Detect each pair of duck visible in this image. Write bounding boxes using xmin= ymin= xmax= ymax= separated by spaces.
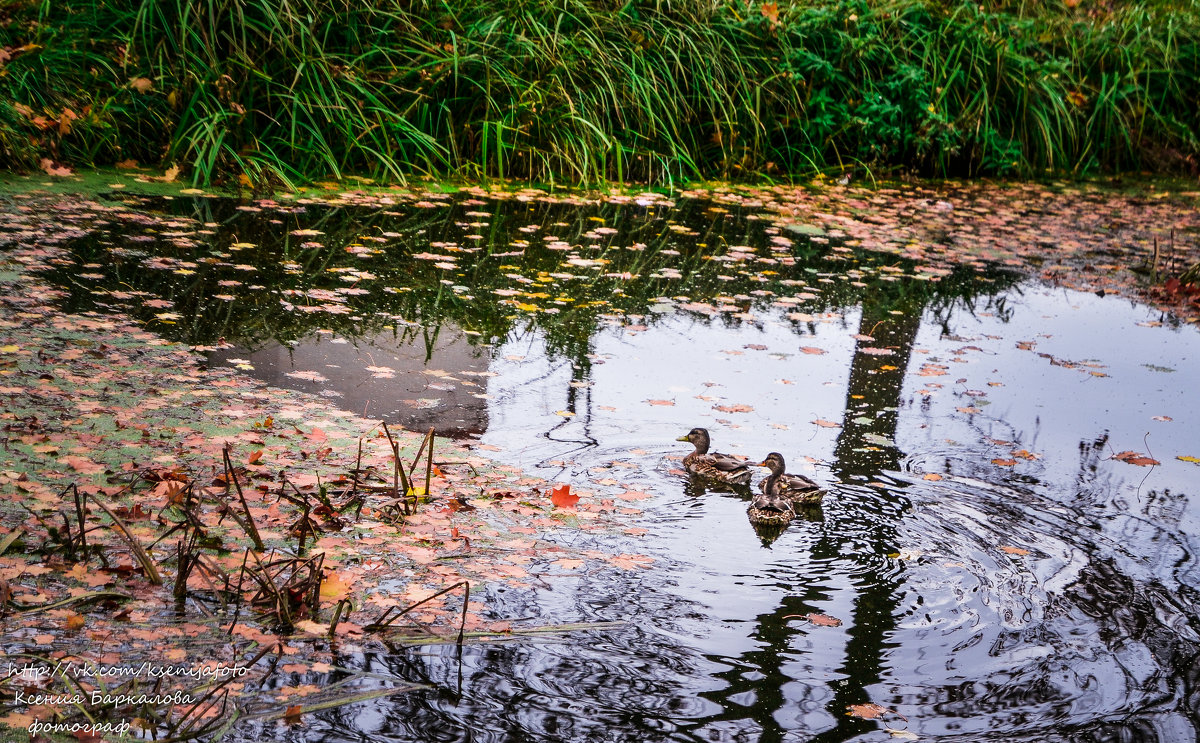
xmin=676 ymin=427 xmax=823 ymax=525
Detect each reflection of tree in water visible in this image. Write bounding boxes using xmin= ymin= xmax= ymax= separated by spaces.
xmin=48 ymin=192 xmax=1019 ymax=378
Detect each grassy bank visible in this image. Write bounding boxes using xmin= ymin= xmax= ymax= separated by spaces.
xmin=0 ymin=0 xmax=1196 ymax=186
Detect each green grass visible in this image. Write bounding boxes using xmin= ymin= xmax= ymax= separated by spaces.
xmin=0 ymin=0 xmax=1195 ymax=186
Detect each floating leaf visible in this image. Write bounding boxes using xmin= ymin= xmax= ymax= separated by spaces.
xmin=1000 ymin=545 xmax=1030 ymax=556
xmin=847 ymin=703 xmax=894 ymax=720
xmin=1113 ymin=451 xmax=1160 ymax=466
xmin=713 ymin=404 xmax=753 ymax=413
xmin=550 ymin=484 xmax=579 ymax=509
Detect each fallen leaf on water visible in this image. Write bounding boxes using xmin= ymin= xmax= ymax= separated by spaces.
xmin=885 ymin=729 xmax=919 ymax=740
xmin=1113 ymin=451 xmax=1160 ymax=466
xmin=1000 ymin=546 xmax=1030 ymax=556
xmin=922 ymin=473 xmax=943 ymax=481
xmin=1152 ymin=416 xmax=1172 ymax=422
xmin=550 ymin=484 xmax=579 ymax=508
xmin=847 ymin=703 xmax=897 ymax=720
xmin=991 ymin=458 xmax=1017 ymax=466
xmin=1178 ymin=455 xmax=1200 ymax=465
xmin=812 ymin=418 xmax=841 ymax=428
xmin=713 ymin=404 xmax=754 ymax=413
xmin=646 ymin=399 xmax=675 ymax=406
xmin=799 ymin=346 xmax=827 ymax=355
xmin=785 ymin=612 xmax=842 ymax=627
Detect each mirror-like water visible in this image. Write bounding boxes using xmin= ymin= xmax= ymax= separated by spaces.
xmin=33 ymin=189 xmax=1200 ymax=742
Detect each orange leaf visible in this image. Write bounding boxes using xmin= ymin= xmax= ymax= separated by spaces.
xmin=760 ymin=1 xmax=780 ymax=26
xmin=1113 ymin=451 xmax=1160 ymax=467
xmin=847 ymin=703 xmax=892 ymax=720
xmin=247 ymin=450 xmax=263 ymax=465
xmin=550 ymin=484 xmax=578 ymax=509
xmin=1000 ymin=545 xmax=1030 ymax=556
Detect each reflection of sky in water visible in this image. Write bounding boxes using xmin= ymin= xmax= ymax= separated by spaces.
xmin=213 ymin=279 xmax=1199 ymax=741
xmin=463 ymin=280 xmax=1200 ymax=741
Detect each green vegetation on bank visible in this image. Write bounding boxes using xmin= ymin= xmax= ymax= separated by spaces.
xmin=0 ymin=0 xmax=1196 ymax=186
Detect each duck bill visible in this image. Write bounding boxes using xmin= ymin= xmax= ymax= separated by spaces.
xmin=675 ymin=435 xmax=690 ymax=442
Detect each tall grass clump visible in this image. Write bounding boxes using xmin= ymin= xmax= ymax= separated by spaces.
xmin=0 ymin=0 xmax=1195 ymax=185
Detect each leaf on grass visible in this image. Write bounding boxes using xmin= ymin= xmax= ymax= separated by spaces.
xmin=39 ymin=158 xmax=72 ymax=177
xmin=550 ymin=484 xmax=579 ymax=509
xmin=1113 ymin=451 xmax=1160 ymax=466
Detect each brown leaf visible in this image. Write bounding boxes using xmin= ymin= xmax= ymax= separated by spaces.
xmin=713 ymin=404 xmax=754 ymax=413
xmin=847 ymin=703 xmax=892 ymax=720
xmin=39 ymin=158 xmax=73 ymax=177
xmin=645 ymin=399 xmax=675 ymax=406
xmin=130 ymin=77 xmax=153 ymax=93
xmin=812 ymin=418 xmax=841 ymax=428
xmin=1113 ymin=451 xmax=1160 ymax=466
xmin=1000 ymin=545 xmax=1030 ymax=556
xmin=787 ymin=612 xmax=843 ymax=627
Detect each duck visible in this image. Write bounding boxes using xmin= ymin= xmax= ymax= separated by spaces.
xmin=746 ymin=489 xmax=795 ymax=525
xmin=757 ymin=452 xmax=824 ymax=506
xmin=675 ymin=427 xmax=752 ymax=486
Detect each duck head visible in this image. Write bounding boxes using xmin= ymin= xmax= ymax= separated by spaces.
xmin=675 ymin=427 xmax=711 ymax=454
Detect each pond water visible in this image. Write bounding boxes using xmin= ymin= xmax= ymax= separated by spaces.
xmin=42 ymin=189 xmax=1200 ymax=742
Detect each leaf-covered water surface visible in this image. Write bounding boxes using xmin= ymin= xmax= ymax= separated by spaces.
xmin=9 ymin=182 xmax=1200 ymax=742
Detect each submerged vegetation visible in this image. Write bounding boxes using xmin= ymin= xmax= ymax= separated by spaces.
xmin=0 ymin=0 xmax=1196 ymax=186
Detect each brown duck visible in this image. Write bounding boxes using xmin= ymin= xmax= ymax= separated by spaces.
xmin=746 ymin=488 xmax=795 ymax=525
xmin=757 ymin=452 xmax=824 ymax=506
xmin=676 ymin=427 xmax=752 ymax=486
